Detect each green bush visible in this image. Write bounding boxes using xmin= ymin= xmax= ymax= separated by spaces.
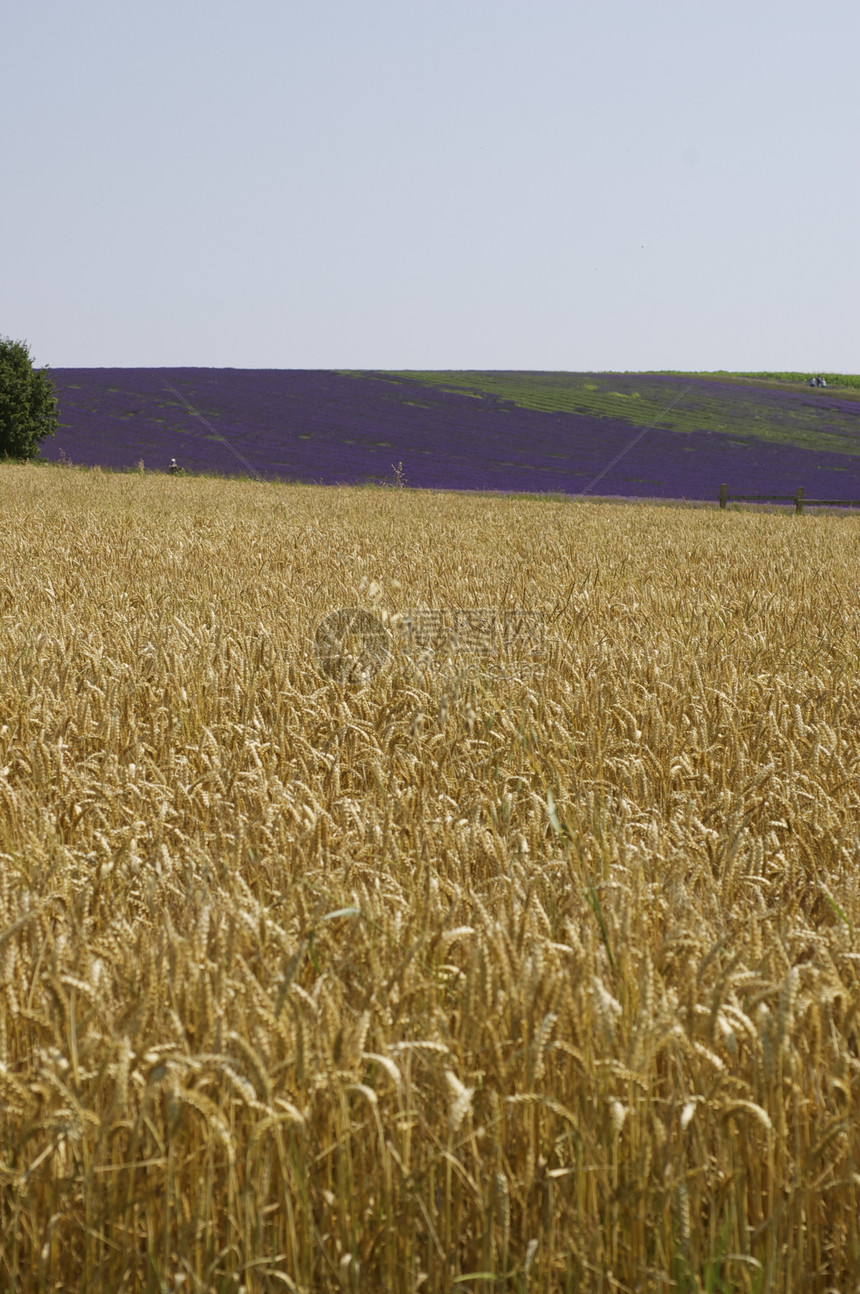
xmin=0 ymin=336 xmax=59 ymax=460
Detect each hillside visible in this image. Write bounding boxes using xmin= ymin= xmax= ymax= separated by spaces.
xmin=43 ymin=369 xmax=860 ymax=502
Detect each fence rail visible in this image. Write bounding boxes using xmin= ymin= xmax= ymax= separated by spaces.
xmin=719 ymin=485 xmax=860 ymax=515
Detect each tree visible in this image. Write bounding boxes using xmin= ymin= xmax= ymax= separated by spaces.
xmin=0 ymin=336 xmax=59 ymax=460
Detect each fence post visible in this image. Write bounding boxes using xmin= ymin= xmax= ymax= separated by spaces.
xmin=795 ymin=487 xmax=804 ymax=515
xmin=719 ymin=484 xmax=727 ymax=510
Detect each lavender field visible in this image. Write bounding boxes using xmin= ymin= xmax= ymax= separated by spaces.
xmin=43 ymin=368 xmax=860 ymax=501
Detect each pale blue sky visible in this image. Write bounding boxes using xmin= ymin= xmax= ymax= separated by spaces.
xmin=2 ymin=0 xmax=857 ymax=371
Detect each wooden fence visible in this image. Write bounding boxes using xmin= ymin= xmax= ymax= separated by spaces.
xmin=719 ymin=485 xmax=860 ymax=515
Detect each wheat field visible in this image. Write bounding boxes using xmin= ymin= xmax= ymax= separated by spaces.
xmin=2 ymin=464 xmax=860 ymax=1292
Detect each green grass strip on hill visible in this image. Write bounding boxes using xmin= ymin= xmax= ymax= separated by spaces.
xmin=660 ymin=371 xmax=860 ymax=391
xmin=374 ymin=371 xmax=860 ymax=457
